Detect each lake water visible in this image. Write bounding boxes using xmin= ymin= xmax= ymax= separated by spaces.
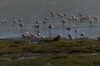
xmin=0 ymin=0 xmax=100 ymax=38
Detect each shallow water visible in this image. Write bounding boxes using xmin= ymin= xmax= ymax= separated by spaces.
xmin=0 ymin=0 xmax=100 ymax=38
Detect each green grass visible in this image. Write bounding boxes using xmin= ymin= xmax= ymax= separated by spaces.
xmin=0 ymin=39 xmax=100 ymax=66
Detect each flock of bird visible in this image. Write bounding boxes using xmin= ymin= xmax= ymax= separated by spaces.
xmin=21 ymin=12 xmax=98 ymax=41
xmin=0 ymin=12 xmax=99 ymax=40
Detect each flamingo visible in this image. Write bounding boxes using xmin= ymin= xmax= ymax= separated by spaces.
xmin=69 ymin=18 xmax=71 ymax=21
xmin=68 ymin=18 xmax=72 ymax=26
xmin=45 ymin=17 xmax=48 ymax=21
xmin=48 ymin=24 xmax=53 ymax=37
xmin=75 ymin=17 xmax=78 ymax=21
xmin=13 ymin=20 xmax=17 ymax=27
xmin=58 ymin=13 xmax=61 ymax=16
xmin=75 ymin=29 xmax=78 ymax=38
xmin=63 ymin=13 xmax=67 ymax=19
xmin=79 ymin=13 xmax=83 ymax=17
xmin=68 ymin=34 xmax=72 ymax=39
xmin=43 ymin=20 xmax=47 ymax=24
xmin=64 ymin=13 xmax=67 ymax=16
xmin=57 ymin=34 xmax=62 ymax=39
xmin=66 ymin=28 xmax=70 ymax=34
xmin=35 ymin=24 xmax=40 ymax=33
xmin=29 ymin=33 xmax=34 ymax=37
xmin=19 ymin=23 xmax=24 ymax=33
xmin=89 ymin=20 xmax=92 ymax=29
xmin=87 ymin=15 xmax=90 ymax=19
xmin=81 ymin=32 xmax=84 ymax=37
xmin=19 ymin=23 xmax=23 ymax=27
xmin=22 ymin=32 xmax=31 ymax=39
xmin=94 ymin=16 xmax=98 ymax=21
xmin=89 ymin=20 xmax=93 ymax=37
xmin=62 ymin=19 xmax=66 ymax=27
xmin=45 ymin=17 xmax=48 ymax=25
xmin=66 ymin=28 xmax=71 ymax=38
xmin=72 ymin=15 xmax=75 ymax=21
xmin=36 ymin=20 xmax=39 ymax=24
xmin=22 ymin=33 xmax=27 ymax=38
xmin=37 ymin=30 xmax=41 ymax=33
xmin=1 ymin=21 xmax=4 ymax=24
xmin=60 ymin=14 xmax=63 ymax=19
xmin=41 ymin=36 xmax=45 ymax=39
xmin=19 ymin=19 xmax=23 ymax=22
xmin=51 ymin=12 xmax=55 ymax=17
xmin=37 ymin=30 xmax=41 ymax=39
xmin=14 ymin=20 xmax=17 ymax=24
xmin=89 ymin=20 xmax=92 ymax=24
xmin=37 ymin=32 xmax=40 ymax=37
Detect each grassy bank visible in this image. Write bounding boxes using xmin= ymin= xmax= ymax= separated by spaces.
xmin=0 ymin=39 xmax=100 ymax=66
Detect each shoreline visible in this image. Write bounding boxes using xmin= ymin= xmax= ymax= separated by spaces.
xmin=0 ymin=36 xmax=98 ymax=41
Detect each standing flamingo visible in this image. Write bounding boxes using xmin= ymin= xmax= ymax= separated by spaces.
xmin=36 ymin=20 xmax=39 ymax=24
xmin=89 ymin=20 xmax=93 ymax=37
xmin=19 ymin=23 xmax=24 ymax=32
xmin=63 ymin=13 xmax=67 ymax=19
xmin=41 ymin=36 xmax=45 ymax=39
xmin=1 ymin=21 xmax=4 ymax=25
xmin=81 ymin=32 xmax=84 ymax=38
xmin=48 ymin=24 xmax=53 ymax=37
xmin=22 ymin=32 xmax=31 ymax=40
xmin=62 ymin=19 xmax=66 ymax=28
xmin=74 ymin=17 xmax=78 ymax=28
xmin=60 ymin=14 xmax=63 ymax=19
xmin=64 ymin=13 xmax=67 ymax=16
xmin=66 ymin=28 xmax=70 ymax=34
xmin=75 ymin=29 xmax=78 ymax=38
xmin=13 ymin=20 xmax=17 ymax=27
xmin=51 ymin=12 xmax=55 ymax=17
xmin=35 ymin=24 xmax=39 ymax=33
xmin=43 ymin=20 xmax=47 ymax=24
xmin=57 ymin=34 xmax=62 ymax=39
xmin=19 ymin=23 xmax=23 ymax=27
xmin=68 ymin=34 xmax=72 ymax=39
xmin=58 ymin=13 xmax=61 ymax=16
xmin=37 ymin=32 xmax=40 ymax=38
xmin=72 ymin=15 xmax=75 ymax=21
xmin=69 ymin=18 xmax=72 ymax=26
xmin=14 ymin=20 xmax=17 ymax=24
xmin=19 ymin=19 xmax=23 ymax=22
xmin=89 ymin=20 xmax=92 ymax=26
xmin=94 ymin=16 xmax=98 ymax=20
xmin=94 ymin=16 xmax=98 ymax=23
xmin=66 ymin=28 xmax=71 ymax=38
xmin=45 ymin=17 xmax=48 ymax=21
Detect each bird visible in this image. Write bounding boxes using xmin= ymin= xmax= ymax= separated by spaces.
xmin=94 ymin=16 xmax=98 ymax=20
xmin=19 ymin=19 xmax=23 ymax=22
xmin=66 ymin=28 xmax=70 ymax=34
xmin=48 ymin=24 xmax=53 ymax=37
xmin=81 ymin=32 xmax=84 ymax=37
xmin=36 ymin=20 xmax=39 ymax=24
xmin=57 ymin=34 xmax=62 ymax=39
xmin=14 ymin=20 xmax=17 ymax=24
xmin=51 ymin=12 xmax=55 ymax=17
xmin=75 ymin=29 xmax=78 ymax=38
xmin=19 ymin=23 xmax=23 ymax=27
xmin=41 ymin=36 xmax=45 ymax=39
xmin=68 ymin=34 xmax=72 ymax=39
xmin=43 ymin=20 xmax=47 ymax=24
xmin=62 ymin=19 xmax=66 ymax=27
xmin=45 ymin=17 xmax=48 ymax=21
